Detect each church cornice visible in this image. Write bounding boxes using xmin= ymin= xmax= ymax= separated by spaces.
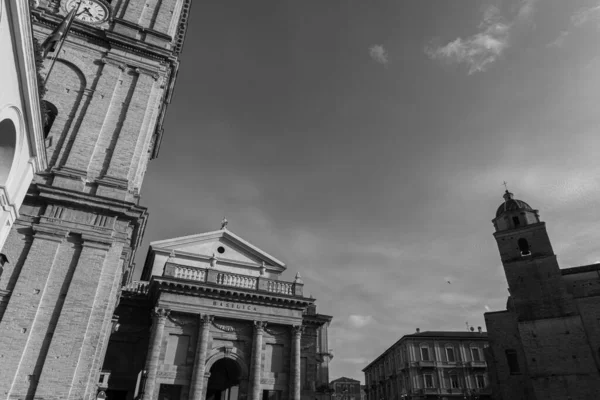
xmin=150 ymin=277 xmax=313 ymax=309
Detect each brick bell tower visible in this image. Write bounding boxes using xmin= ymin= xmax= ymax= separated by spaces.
xmin=491 ymin=190 xmax=577 ymax=320
xmin=0 ymin=0 xmax=191 ymax=399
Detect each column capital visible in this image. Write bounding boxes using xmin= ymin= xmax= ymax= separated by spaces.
xmin=200 ymin=314 xmax=214 ymax=326
xmin=152 ymin=307 xmax=170 ymax=320
xmin=291 ymin=325 xmax=305 ymax=336
xmin=254 ymin=320 xmax=267 ymax=332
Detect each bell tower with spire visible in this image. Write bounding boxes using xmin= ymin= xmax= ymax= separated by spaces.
xmin=491 ymin=190 xmax=576 ymax=320
xmin=0 ymin=0 xmax=192 ymax=399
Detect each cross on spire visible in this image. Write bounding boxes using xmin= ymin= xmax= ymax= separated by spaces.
xmin=503 ymin=181 xmax=509 ymax=191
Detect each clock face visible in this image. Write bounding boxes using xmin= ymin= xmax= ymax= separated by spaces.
xmin=65 ymin=0 xmax=109 ymax=24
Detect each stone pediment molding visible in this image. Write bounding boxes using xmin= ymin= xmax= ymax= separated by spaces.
xmin=149 ymin=229 xmax=286 ymax=273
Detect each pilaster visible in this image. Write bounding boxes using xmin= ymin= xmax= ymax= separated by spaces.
xmin=250 ymin=320 xmax=267 ymax=400
xmin=142 ymin=307 xmax=171 ymax=400
xmin=189 ymin=314 xmax=214 ymax=400
xmin=0 ymin=228 xmax=68 ymax=397
xmin=102 ymin=70 xmax=158 ymax=182
xmin=35 ymin=237 xmax=117 ymax=400
xmin=290 ymin=325 xmax=304 ymax=400
xmin=60 ymin=60 xmax=123 ymax=177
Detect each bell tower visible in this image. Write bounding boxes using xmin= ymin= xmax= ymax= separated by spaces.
xmin=0 ymin=0 xmax=191 ymax=399
xmin=492 ymin=190 xmax=576 ymax=320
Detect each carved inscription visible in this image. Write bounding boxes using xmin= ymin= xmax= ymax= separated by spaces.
xmin=213 ymin=301 xmax=258 ymax=312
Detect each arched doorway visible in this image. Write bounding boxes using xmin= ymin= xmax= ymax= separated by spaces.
xmin=206 ymin=358 xmax=241 ymax=400
xmin=0 ymin=118 xmax=17 ymax=187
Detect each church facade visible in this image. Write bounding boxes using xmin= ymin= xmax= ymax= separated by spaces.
xmin=484 ymin=191 xmax=600 ymax=400
xmin=102 ymin=229 xmax=333 ymax=400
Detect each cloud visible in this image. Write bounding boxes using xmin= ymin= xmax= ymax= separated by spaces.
xmin=572 ymin=3 xmax=600 ymax=27
xmin=369 ymin=45 xmax=389 ymax=66
xmin=484 ymin=305 xmax=491 ymax=312
xmin=339 ymin=357 xmax=370 ymax=365
xmin=547 ymin=30 xmax=570 ymax=48
xmin=348 ymin=314 xmax=374 ymax=328
xmin=426 ymin=1 xmax=538 ymax=74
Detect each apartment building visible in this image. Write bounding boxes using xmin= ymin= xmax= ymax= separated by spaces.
xmin=363 ymin=330 xmax=491 ymax=400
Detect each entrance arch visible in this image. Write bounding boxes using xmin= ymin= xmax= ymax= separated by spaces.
xmin=206 ymin=358 xmax=242 ymax=400
xmin=0 ymin=118 xmax=17 ymax=187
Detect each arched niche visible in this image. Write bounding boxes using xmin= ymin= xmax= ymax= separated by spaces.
xmin=43 ymin=59 xmax=86 ymax=167
xmin=0 ymin=118 xmax=17 ymax=187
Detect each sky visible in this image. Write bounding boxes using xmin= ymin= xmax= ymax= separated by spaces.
xmin=133 ymin=0 xmax=600 ymax=383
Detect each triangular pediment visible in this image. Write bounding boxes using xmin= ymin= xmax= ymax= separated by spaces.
xmin=149 ymin=229 xmax=286 ymax=271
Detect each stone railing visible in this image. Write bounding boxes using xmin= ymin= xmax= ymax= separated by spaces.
xmin=215 ymin=271 xmax=257 ymax=289
xmin=173 ymin=265 xmax=206 ymax=282
xmin=265 ymin=280 xmax=293 ymax=295
xmin=162 ymin=262 xmax=304 ymax=296
xmin=122 ymin=281 xmax=149 ymax=295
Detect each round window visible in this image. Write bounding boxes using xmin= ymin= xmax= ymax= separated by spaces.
xmin=217 ymin=246 xmax=225 ymax=254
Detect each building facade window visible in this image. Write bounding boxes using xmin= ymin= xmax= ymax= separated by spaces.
xmin=424 ymin=374 xmax=434 ymax=388
xmin=471 ymin=347 xmax=481 ymax=362
xmin=476 ymin=375 xmax=485 ymax=389
xmin=450 ymin=374 xmax=460 ymax=389
xmin=505 ymin=349 xmax=520 ymax=374
xmin=420 ymin=345 xmax=430 ymax=361
xmin=445 ymin=346 xmax=455 ymax=362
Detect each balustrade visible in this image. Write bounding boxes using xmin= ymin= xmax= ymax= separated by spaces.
xmin=158 ymin=263 xmax=305 ymax=296
xmin=122 ymin=280 xmax=149 ymax=294
xmin=216 ymin=272 xmax=257 ymax=289
xmin=266 ymin=280 xmax=293 ymax=295
xmin=173 ymin=265 xmax=206 ymax=282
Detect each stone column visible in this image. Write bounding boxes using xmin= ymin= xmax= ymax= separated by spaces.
xmin=290 ymin=325 xmax=303 ymax=400
xmin=142 ymin=307 xmax=170 ymax=400
xmin=189 ymin=314 xmax=214 ymax=400
xmin=250 ymin=321 xmax=267 ymax=400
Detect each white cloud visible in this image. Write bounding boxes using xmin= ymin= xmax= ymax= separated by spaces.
xmin=369 ymin=45 xmax=389 ymax=66
xmin=572 ymin=3 xmax=600 ymax=27
xmin=348 ymin=314 xmax=374 ymax=328
xmin=547 ymin=30 xmax=570 ymax=48
xmin=426 ymin=1 xmax=538 ymax=74
xmin=484 ymin=305 xmax=491 ymax=312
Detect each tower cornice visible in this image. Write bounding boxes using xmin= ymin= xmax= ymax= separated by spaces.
xmin=32 ymin=10 xmax=181 ymax=63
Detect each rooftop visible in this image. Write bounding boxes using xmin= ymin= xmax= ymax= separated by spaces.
xmin=561 ymin=263 xmax=600 ymax=276
xmin=361 ymin=330 xmax=488 ymax=371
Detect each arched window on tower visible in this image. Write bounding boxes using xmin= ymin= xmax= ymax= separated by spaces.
xmin=512 ymin=216 xmax=520 ymax=228
xmin=41 ymin=100 xmax=58 ymax=140
xmin=518 ymin=238 xmax=531 ymax=256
